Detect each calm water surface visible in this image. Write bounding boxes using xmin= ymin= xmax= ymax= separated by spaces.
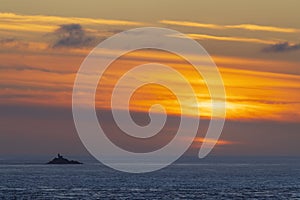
xmin=0 ymin=157 xmax=299 ymax=199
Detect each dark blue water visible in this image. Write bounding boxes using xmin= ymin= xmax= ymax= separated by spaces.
xmin=0 ymin=157 xmax=299 ymax=199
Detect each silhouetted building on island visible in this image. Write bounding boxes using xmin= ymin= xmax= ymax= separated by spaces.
xmin=47 ymin=154 xmax=82 ymax=164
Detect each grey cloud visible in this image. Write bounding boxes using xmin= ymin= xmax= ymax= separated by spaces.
xmin=263 ymin=42 xmax=300 ymax=53
xmin=0 ymin=83 xmax=71 ymax=92
xmin=52 ymin=24 xmax=95 ymax=48
xmin=0 ymin=38 xmax=29 ymax=48
xmin=0 ymin=94 xmax=53 ymax=99
xmin=0 ymin=38 xmax=16 ymax=44
xmin=0 ymin=65 xmax=73 ymax=75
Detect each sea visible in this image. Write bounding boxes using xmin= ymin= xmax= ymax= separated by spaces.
xmin=0 ymin=156 xmax=299 ymax=199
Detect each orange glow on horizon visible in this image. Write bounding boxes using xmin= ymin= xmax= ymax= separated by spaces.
xmin=193 ymin=137 xmax=233 ymax=146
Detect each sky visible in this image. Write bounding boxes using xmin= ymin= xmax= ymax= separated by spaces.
xmin=0 ymin=0 xmax=300 ymax=158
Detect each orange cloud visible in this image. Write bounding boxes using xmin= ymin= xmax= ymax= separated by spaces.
xmin=187 ymin=33 xmax=276 ymax=44
xmin=1 ymin=49 xmax=300 ymax=122
xmin=92 ymin=50 xmax=300 ymax=122
xmin=160 ymin=20 xmax=223 ymax=29
xmin=194 ymin=137 xmax=233 ymax=145
xmin=160 ymin=20 xmax=300 ymax=33
xmin=0 ymin=12 xmax=143 ymax=33
xmin=225 ymin=24 xmax=299 ymax=33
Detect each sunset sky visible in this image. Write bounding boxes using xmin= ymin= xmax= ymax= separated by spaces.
xmin=1 ymin=0 xmax=300 ymax=158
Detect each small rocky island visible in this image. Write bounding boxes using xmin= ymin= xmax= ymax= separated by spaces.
xmin=47 ymin=154 xmax=82 ymax=164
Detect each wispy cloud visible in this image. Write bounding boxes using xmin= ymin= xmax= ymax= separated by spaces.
xmin=226 ymin=24 xmax=299 ymax=33
xmin=0 ymin=37 xmax=48 ymax=51
xmin=263 ymin=42 xmax=300 ymax=53
xmin=160 ymin=20 xmax=223 ymax=30
xmin=0 ymin=38 xmax=16 ymax=44
xmin=0 ymin=22 xmax=56 ymax=32
xmin=0 ymin=13 xmax=143 ymax=33
xmin=186 ymin=33 xmax=275 ymax=44
xmin=0 ymin=38 xmax=26 ymax=48
xmin=193 ymin=137 xmax=234 ymax=145
xmin=0 ymin=64 xmax=72 ymax=75
xmin=160 ymin=20 xmax=300 ymax=33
